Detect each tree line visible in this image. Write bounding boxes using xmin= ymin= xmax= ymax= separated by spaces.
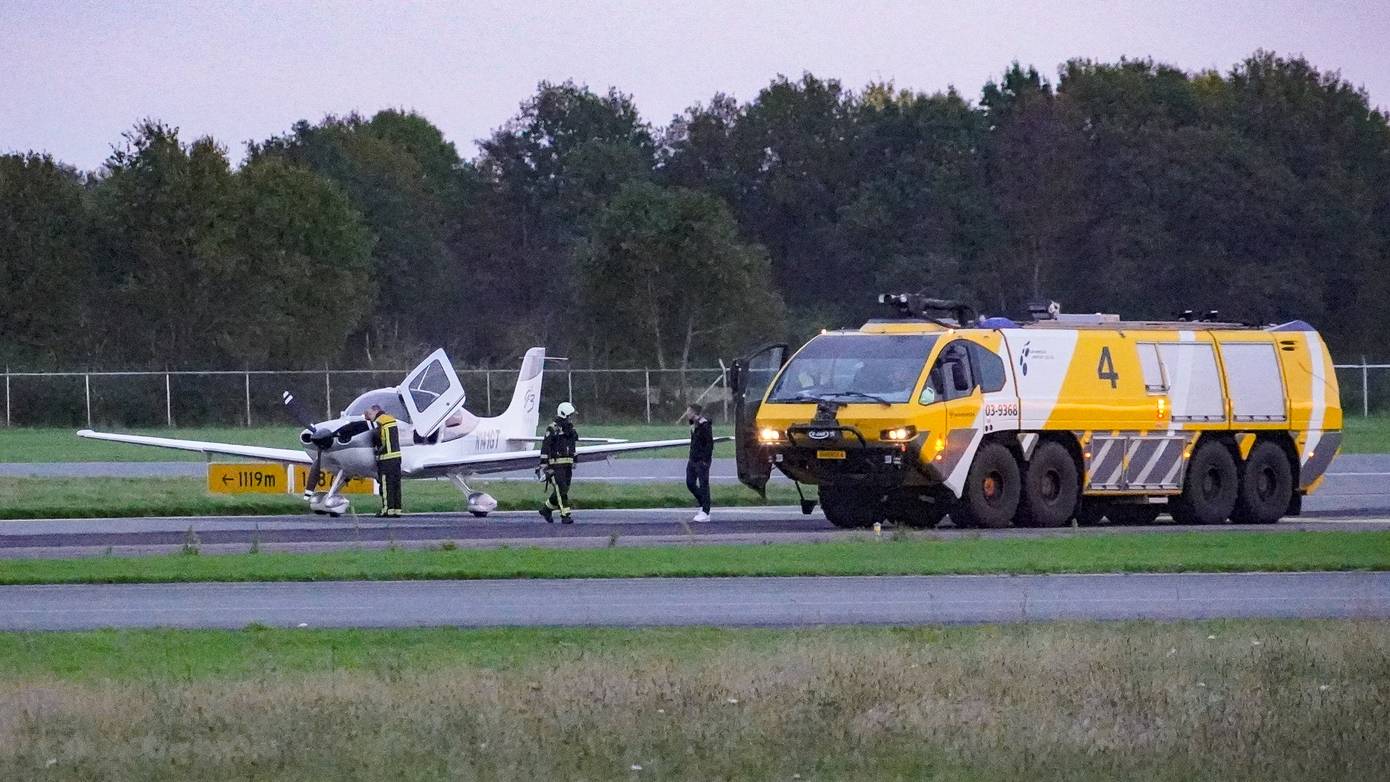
xmin=3 ymin=50 xmax=1388 ymax=371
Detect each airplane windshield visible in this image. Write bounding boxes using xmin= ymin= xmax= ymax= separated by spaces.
xmin=342 ymin=390 xmax=413 ymax=423
xmin=766 ymin=334 xmax=938 ymax=404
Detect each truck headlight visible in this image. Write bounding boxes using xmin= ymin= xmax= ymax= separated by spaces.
xmin=880 ymin=425 xmax=917 ymax=442
xmin=757 ymin=427 xmax=783 ymax=443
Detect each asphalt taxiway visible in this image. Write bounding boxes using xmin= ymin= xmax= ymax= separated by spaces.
xmin=1 ymin=572 xmax=1385 ymax=630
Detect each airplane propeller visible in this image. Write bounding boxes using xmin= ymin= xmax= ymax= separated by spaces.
xmin=283 ymin=390 xmax=330 ymax=496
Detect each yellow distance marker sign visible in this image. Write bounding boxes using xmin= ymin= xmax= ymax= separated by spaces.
xmin=292 ymin=465 xmax=378 ymax=495
xmin=207 ymin=463 xmax=289 ymax=494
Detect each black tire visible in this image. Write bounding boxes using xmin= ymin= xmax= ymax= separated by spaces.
xmin=470 ymin=511 xmax=489 ymax=518
xmin=1073 ymin=500 xmax=1107 ymax=526
xmin=885 ymin=490 xmax=947 ymax=529
xmin=820 ymin=486 xmax=883 ymax=529
xmin=952 ymin=441 xmax=1022 ymax=529
xmin=1171 ymin=440 xmax=1238 ymax=525
xmin=1107 ymin=505 xmax=1161 ymax=525
xmin=1232 ymin=441 xmax=1293 ymax=524
xmin=1016 ymin=441 xmax=1080 ymax=527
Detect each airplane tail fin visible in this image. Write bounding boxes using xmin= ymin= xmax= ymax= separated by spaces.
xmin=494 ymin=347 xmax=545 ymax=442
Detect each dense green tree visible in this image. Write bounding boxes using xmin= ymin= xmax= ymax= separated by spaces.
xmin=91 ymin=121 xmax=240 ymax=367
xmin=248 ymin=110 xmax=462 ymax=359
xmin=225 ymin=158 xmax=376 ymax=366
xmin=576 ymin=182 xmax=783 ymax=370
xmin=0 ymin=153 xmax=92 ymax=367
xmin=476 ymin=81 xmax=657 ymax=351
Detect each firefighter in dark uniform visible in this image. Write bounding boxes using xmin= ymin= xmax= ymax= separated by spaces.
xmin=684 ymin=403 xmax=715 ymax=522
xmin=538 ymin=402 xmax=578 ymax=524
xmin=366 ymin=404 xmax=403 ymax=517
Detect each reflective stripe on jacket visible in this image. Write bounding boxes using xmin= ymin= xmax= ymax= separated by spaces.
xmin=371 ymin=414 xmax=402 ymax=460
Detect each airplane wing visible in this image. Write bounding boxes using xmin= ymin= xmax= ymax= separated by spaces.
xmin=508 ymin=436 xmax=629 ymax=445
xmin=76 ymin=430 xmax=313 ymax=465
xmin=412 ymin=437 xmax=730 ymax=477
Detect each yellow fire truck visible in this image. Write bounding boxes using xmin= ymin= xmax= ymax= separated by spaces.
xmin=730 ymin=295 xmax=1342 ymax=529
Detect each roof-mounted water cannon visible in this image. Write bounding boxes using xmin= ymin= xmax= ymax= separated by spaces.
xmin=1027 ymin=300 xmax=1062 ymax=321
xmin=877 ymin=293 xmax=977 ymax=327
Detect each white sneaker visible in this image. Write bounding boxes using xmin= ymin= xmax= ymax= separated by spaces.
xmin=692 ymin=511 xmax=711 ymax=523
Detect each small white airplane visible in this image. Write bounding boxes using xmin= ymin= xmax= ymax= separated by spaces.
xmin=78 ymin=347 xmax=699 ymax=516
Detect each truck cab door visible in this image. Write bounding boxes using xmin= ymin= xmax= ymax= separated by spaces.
xmin=730 ymin=343 xmax=788 ymax=495
xmin=396 ymin=348 xmax=467 ymax=439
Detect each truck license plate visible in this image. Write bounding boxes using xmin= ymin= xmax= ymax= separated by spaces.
xmin=817 ymin=449 xmax=847 ymax=460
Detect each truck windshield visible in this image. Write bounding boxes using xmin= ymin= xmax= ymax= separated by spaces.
xmin=766 ymin=334 xmax=938 ymax=404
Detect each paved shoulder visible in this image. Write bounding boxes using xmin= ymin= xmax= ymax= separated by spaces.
xmin=2 ymin=572 xmax=1386 ymax=631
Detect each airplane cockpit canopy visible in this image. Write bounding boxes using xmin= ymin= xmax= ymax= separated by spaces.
xmin=342 ymin=390 xmax=413 ymax=424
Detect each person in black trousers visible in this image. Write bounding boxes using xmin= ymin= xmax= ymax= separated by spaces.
xmin=538 ymin=402 xmax=579 ymax=523
xmin=684 ymin=403 xmax=714 ymax=522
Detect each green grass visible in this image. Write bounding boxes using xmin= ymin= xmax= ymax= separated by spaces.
xmin=2 ymin=531 xmax=1386 ymax=585
xmin=3 ymin=621 xmax=1388 ymax=780
xmin=0 ymin=423 xmax=733 ymax=462
xmin=0 ymin=476 xmax=796 ymax=519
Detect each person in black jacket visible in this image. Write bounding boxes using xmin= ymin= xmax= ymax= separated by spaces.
xmin=684 ymin=403 xmax=714 ymax=522
xmin=538 ymin=402 xmax=579 ymax=523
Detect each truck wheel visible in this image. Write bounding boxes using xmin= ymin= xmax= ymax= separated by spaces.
xmin=952 ymin=441 xmax=1021 ymax=529
xmin=1232 ymin=441 xmax=1293 ymax=524
xmin=820 ymin=486 xmax=882 ymax=529
xmin=1016 ymin=441 xmax=1079 ymax=527
xmin=1107 ymin=505 xmax=1161 ymax=525
xmin=885 ymin=490 xmax=946 ymax=529
xmin=1171 ymin=440 xmax=1238 ymax=525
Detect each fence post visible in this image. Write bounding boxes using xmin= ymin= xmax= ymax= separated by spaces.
xmin=324 ymin=371 xmax=332 ymax=419
xmin=165 ymin=373 xmax=172 ymax=427
xmin=485 ymin=370 xmax=492 ymax=415
xmin=645 ymin=370 xmax=651 ymax=424
xmin=245 ymin=372 xmax=252 ymax=427
xmin=567 ymin=371 xmax=574 ymax=405
xmin=4 ymin=366 xmax=9 ymax=427
xmin=84 ymin=373 xmax=92 ymax=427
xmin=719 ymin=359 xmax=729 ymax=425
xmin=1363 ymin=357 xmax=1370 ymax=417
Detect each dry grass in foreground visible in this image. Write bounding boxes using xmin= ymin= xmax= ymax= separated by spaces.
xmin=2 ymin=622 xmax=1388 ymax=780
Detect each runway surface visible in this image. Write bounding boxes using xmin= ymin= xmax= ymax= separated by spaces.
xmin=3 ymin=507 xmax=1390 ymax=559
xmin=2 ymin=572 xmax=1385 ymax=630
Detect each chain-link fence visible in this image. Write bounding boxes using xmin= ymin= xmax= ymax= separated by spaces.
xmin=4 ymin=362 xmax=1386 ymax=429
xmin=0 ymin=366 xmax=732 ymax=429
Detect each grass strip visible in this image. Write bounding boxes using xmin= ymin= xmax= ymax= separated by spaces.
xmin=2 ymin=621 xmax=1387 ymax=780
xmin=2 ymin=530 xmax=1386 ymax=585
xmin=0 ymin=476 xmax=795 ymax=519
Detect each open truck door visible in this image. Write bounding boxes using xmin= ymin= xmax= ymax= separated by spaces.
xmin=729 ymin=343 xmax=788 ymax=496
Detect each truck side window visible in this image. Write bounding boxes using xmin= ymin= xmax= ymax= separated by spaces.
xmin=969 ymin=343 xmax=1007 ymax=393
xmin=925 ymin=341 xmax=975 ymax=402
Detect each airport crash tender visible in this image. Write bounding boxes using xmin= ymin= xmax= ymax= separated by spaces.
xmin=730 ymin=295 xmax=1341 ymax=529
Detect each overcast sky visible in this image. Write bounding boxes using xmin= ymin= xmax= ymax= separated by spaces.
xmin=4 ymin=0 xmax=1387 ymax=171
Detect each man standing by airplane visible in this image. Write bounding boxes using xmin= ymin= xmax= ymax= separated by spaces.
xmin=684 ymin=403 xmax=714 ymax=522
xmin=366 ymin=405 xmax=403 ymax=517
xmin=538 ymin=402 xmax=579 ymax=523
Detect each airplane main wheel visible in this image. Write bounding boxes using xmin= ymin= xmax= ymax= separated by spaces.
xmin=820 ymin=486 xmax=883 ymax=529
xmin=1171 ymin=440 xmax=1238 ymax=525
xmin=1016 ymin=441 xmax=1079 ymax=528
xmin=470 ymin=511 xmax=489 ymax=518
xmin=952 ymin=441 xmax=1021 ymax=529
xmin=1232 ymin=442 xmax=1293 ymax=524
